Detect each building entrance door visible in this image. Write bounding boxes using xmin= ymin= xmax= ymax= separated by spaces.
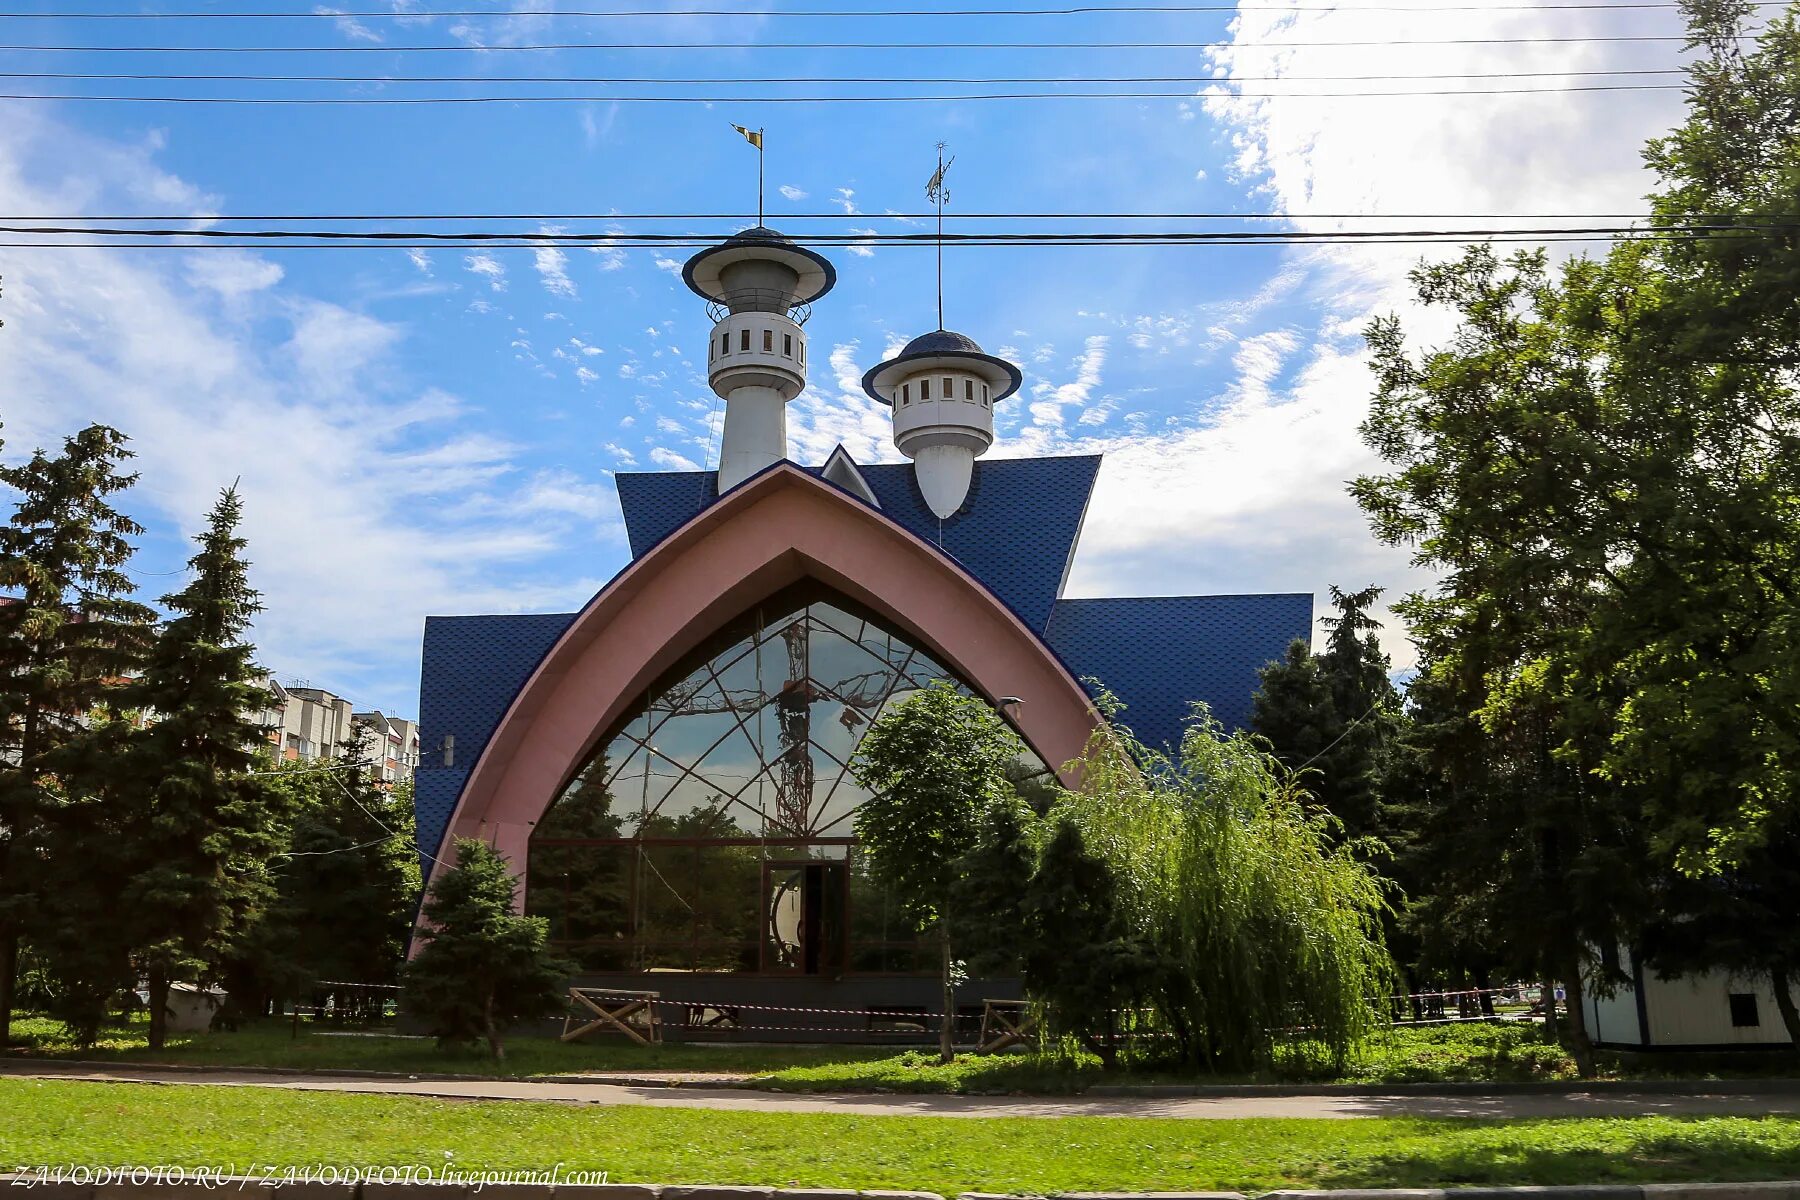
xmin=762 ymin=861 xmax=845 ymax=975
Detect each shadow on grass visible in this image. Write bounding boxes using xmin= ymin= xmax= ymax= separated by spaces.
xmin=1321 ymin=1119 xmax=1800 ymax=1189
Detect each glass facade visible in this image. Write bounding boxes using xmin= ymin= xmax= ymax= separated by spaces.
xmin=526 ymin=583 xmax=1043 ymax=976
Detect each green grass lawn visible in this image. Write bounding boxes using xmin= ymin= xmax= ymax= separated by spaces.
xmin=2 ymin=1013 xmax=875 ymax=1078
xmin=8 ymin=1014 xmax=1796 ymax=1095
xmin=5 ymin=1077 xmax=1800 ymax=1194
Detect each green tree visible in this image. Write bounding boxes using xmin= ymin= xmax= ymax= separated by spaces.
xmin=948 ymin=793 xmax=1041 ymax=981
xmin=403 ymin=839 xmax=569 ymax=1060
xmin=118 ymin=485 xmax=287 ymax=1050
xmin=0 ymin=424 xmax=154 ymax=1045
xmin=1350 ymin=0 xmax=1799 ymax=1066
xmin=1020 ymin=813 xmax=1154 ymax=1066
xmin=1066 ymin=701 xmax=1393 ymax=1074
xmin=1253 ymin=585 xmax=1401 ymax=842
xmin=851 ymin=680 xmax=1025 ymax=1063
xmin=235 ymin=727 xmax=422 ymax=1018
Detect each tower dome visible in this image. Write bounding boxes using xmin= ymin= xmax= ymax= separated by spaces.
xmin=862 ymin=329 xmax=1022 ymax=519
xmin=685 ymin=228 xmax=837 ymax=492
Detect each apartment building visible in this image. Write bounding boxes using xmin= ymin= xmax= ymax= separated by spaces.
xmin=351 ymin=710 xmax=421 ymax=786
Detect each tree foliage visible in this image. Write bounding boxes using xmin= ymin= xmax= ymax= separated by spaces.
xmin=0 ymin=424 xmax=155 ymax=1045
xmin=1350 ymin=0 xmax=1798 ymax=1064
xmin=1063 ymin=702 xmax=1394 ymax=1073
xmin=852 ymin=680 xmax=1025 ymax=1062
xmin=116 ymin=486 xmax=288 ymax=1049
xmin=1253 ymin=585 xmax=1401 ymax=842
xmin=403 ymin=839 xmax=568 ymax=1060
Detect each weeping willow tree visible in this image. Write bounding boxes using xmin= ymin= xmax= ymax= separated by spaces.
xmin=1064 ymin=699 xmax=1395 ymax=1073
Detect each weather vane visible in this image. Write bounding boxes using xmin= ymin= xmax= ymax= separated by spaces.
xmin=926 ymin=141 xmax=954 ymax=331
xmin=731 ymin=122 xmax=766 ymax=225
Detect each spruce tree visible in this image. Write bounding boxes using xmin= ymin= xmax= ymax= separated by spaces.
xmin=1252 ymin=585 xmax=1400 ymax=842
xmin=119 ymin=485 xmax=286 ymax=1049
xmin=0 ymin=424 xmax=154 ymax=1045
xmin=403 ymin=839 xmax=569 ymax=1060
xmin=257 ymin=725 xmax=421 ymax=1015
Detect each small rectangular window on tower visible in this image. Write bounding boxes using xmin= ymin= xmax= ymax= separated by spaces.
xmin=783 ymin=333 xmax=793 ymax=357
xmin=983 ymin=384 xmax=991 ymax=404
xmin=720 ymin=332 xmax=730 ymax=356
xmin=763 ymin=329 xmax=774 ymax=352
xmin=901 ymin=383 xmax=910 ymax=404
xmin=942 ymin=377 xmax=953 ymax=399
xmin=920 ymin=379 xmax=931 ymax=400
xmin=965 ymin=379 xmax=974 ymax=401
xmin=740 ymin=328 xmax=751 ymax=352
xmin=1730 ymin=992 xmax=1761 ymax=1027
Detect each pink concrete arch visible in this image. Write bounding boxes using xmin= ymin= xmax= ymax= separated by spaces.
xmin=432 ymin=463 xmax=1101 ymax=895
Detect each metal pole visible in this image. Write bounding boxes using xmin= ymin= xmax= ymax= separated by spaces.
xmin=936 ymin=144 xmax=944 ymax=330
xmin=758 ymin=128 xmax=766 ymax=226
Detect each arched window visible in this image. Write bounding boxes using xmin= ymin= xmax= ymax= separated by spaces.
xmin=526 ymin=583 xmax=1047 ymax=976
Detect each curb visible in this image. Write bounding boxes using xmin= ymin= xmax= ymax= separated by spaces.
xmin=1084 ymin=1080 xmax=1800 ymax=1099
xmin=8 ymin=1179 xmax=1800 ymax=1200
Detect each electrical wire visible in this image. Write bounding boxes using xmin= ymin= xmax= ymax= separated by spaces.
xmin=0 ymin=210 xmax=1718 ymax=220
xmin=11 ymin=221 xmax=1786 ymax=243
xmin=0 ymin=34 xmax=1753 ymax=52
xmin=1 ymin=231 xmax=1787 ymax=249
xmin=0 ymin=67 xmax=1688 ymax=84
xmin=1 ymin=2 xmax=1776 ymax=17
xmin=0 ymin=83 xmax=1693 ymax=102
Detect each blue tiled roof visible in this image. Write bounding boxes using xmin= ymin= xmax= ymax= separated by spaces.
xmin=1045 ymin=593 xmax=1313 ymax=752
xmin=415 ymin=612 xmax=575 ymax=877
xmin=616 ymin=455 xmax=1100 ymax=635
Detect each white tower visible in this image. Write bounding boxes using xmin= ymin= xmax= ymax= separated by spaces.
xmin=684 ymin=227 xmax=837 ymax=492
xmin=862 ymin=330 xmax=1023 ymax=519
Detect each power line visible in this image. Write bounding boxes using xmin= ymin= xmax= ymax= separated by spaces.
xmin=10 ymin=221 xmax=1785 ymax=242
xmin=0 ymin=3 xmax=1771 ymax=17
xmin=0 ymin=34 xmax=1751 ymax=52
xmin=0 ymin=231 xmax=1788 ymax=250
xmin=0 ymin=84 xmax=1692 ymax=102
xmin=1 ymin=210 xmax=1712 ymax=221
xmin=0 ymin=68 xmax=1688 ymax=84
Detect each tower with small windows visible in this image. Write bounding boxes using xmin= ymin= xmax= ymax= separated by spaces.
xmin=861 ymin=329 xmax=1023 ymax=519
xmin=684 ymin=226 xmax=837 ymax=492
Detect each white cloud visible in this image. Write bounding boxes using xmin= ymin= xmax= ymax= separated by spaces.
xmin=464 ymin=252 xmax=507 ymax=291
xmin=603 ymin=442 xmax=638 ymax=466
xmin=0 ymin=109 xmax=618 ymax=711
xmin=832 ymin=188 xmax=858 ymax=215
xmin=185 ymin=252 xmax=284 ymax=298
xmin=1042 ymin=0 xmax=1694 ymax=667
xmin=405 ymin=248 xmax=433 ymax=275
xmin=778 ymin=185 xmax=808 ymax=201
xmin=845 ymin=228 xmax=878 ymax=258
xmin=315 ymin=4 xmax=382 ymax=42
xmin=649 ymin=447 xmax=701 ymax=471
xmin=532 ymin=229 xmax=578 ymax=298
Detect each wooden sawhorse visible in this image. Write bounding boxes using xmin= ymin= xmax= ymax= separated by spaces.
xmin=976 ymin=998 xmax=1037 ymax=1054
xmin=560 ymin=987 xmax=663 ymax=1045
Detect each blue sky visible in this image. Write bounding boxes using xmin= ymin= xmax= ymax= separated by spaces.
xmin=0 ymin=0 xmax=1700 ymax=715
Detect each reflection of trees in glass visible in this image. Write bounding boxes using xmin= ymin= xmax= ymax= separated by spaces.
xmin=537 ymin=754 xmax=623 ymax=840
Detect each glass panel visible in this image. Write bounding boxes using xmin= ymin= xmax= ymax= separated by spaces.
xmin=529 ymin=582 xmax=1005 ymax=979
xmin=807 ymin=621 xmax=895 ymax=713
xmin=813 ymin=770 xmax=874 ymax=837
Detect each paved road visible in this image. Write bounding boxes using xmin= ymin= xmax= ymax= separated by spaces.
xmin=4 ymin=1061 xmax=1799 ymax=1120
